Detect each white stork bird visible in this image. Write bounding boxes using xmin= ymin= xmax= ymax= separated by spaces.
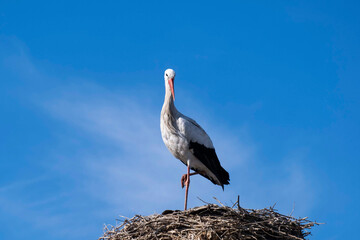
xmin=160 ymin=68 xmax=230 ymax=210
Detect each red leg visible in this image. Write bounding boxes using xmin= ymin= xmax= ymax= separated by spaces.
xmin=184 ymin=163 xmax=191 ymax=211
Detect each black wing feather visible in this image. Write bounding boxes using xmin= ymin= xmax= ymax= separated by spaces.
xmin=189 ymin=141 xmax=230 ymax=189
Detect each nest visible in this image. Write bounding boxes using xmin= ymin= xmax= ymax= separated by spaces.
xmin=99 ymin=199 xmax=319 ymax=240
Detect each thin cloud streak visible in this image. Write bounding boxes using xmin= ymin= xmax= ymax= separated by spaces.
xmin=41 ymin=81 xmax=316 ymax=215
xmin=39 ymin=82 xmax=253 ymax=212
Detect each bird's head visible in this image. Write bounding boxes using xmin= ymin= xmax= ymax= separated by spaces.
xmin=164 ymin=68 xmax=176 ymax=101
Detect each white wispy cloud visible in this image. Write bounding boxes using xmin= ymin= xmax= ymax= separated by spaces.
xmin=39 ymin=81 xmax=250 ymax=212
xmin=39 ymin=80 xmax=315 ymax=216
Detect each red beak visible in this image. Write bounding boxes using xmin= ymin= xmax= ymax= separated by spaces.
xmin=168 ymin=78 xmax=175 ymax=101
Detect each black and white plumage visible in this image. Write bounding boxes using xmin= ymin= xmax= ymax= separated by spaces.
xmin=160 ymin=68 xmax=230 ymax=210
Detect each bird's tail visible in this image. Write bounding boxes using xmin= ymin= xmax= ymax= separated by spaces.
xmin=218 ymin=166 xmax=230 ymax=190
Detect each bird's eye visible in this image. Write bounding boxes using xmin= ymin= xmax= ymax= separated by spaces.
xmin=166 ymin=73 xmax=168 ymax=77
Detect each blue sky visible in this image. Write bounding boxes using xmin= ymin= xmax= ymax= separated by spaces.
xmin=0 ymin=1 xmax=359 ymax=239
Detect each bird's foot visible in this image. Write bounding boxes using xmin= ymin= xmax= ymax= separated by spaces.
xmin=181 ymin=174 xmax=189 ymax=188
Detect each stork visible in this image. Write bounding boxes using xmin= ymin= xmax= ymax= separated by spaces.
xmin=160 ymin=68 xmax=230 ymax=211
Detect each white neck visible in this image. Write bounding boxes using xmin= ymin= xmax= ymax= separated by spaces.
xmin=162 ymin=83 xmax=177 ymax=116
